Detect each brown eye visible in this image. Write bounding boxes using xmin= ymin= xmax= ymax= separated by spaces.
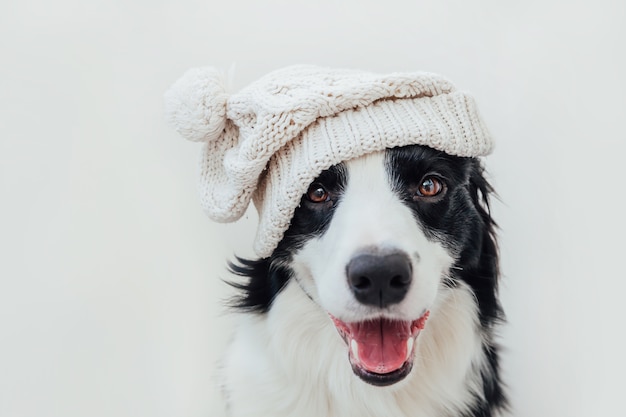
xmin=306 ymin=183 xmax=330 ymax=203
xmin=417 ymin=177 xmax=444 ymax=197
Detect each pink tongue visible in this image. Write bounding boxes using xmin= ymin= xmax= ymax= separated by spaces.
xmin=348 ymin=319 xmax=411 ymax=374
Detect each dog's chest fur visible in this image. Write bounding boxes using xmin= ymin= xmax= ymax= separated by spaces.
xmin=222 ymin=281 xmax=487 ymax=417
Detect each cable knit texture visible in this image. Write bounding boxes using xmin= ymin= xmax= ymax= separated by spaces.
xmin=165 ymin=65 xmax=493 ymax=258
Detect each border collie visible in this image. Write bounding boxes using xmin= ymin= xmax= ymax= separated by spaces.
xmin=220 ymin=144 xmax=507 ymax=417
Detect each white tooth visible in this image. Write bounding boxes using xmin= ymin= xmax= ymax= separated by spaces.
xmin=351 ymin=339 xmax=360 ymax=362
xmin=405 ymin=337 xmax=414 ymax=361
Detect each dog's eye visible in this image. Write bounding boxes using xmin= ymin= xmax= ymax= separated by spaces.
xmin=417 ymin=177 xmax=444 ymax=197
xmin=306 ymin=183 xmax=330 ymax=203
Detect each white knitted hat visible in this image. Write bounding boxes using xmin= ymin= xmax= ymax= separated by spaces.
xmin=165 ymin=65 xmax=493 ymax=258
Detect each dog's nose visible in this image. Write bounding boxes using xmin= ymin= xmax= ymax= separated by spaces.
xmin=347 ymin=252 xmax=412 ymax=308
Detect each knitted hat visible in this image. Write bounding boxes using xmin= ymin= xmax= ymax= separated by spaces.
xmin=165 ymin=65 xmax=493 ymax=258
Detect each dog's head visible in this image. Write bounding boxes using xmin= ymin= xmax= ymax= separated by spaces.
xmin=229 ymin=144 xmax=500 ymax=387
xmin=166 ymin=65 xmax=502 ymax=399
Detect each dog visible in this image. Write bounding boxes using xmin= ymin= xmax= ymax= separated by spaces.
xmin=219 ymin=144 xmax=507 ymax=417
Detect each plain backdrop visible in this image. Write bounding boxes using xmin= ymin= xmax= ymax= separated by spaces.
xmin=1 ymin=0 xmax=625 ymax=416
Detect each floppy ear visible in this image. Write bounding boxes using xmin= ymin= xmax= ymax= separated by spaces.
xmin=226 ymin=256 xmax=291 ymax=313
xmin=469 ymin=161 xmax=498 ymax=250
xmin=464 ymin=160 xmax=503 ymax=324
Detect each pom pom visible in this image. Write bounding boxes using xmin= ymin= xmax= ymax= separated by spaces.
xmin=164 ymin=67 xmax=228 ymax=142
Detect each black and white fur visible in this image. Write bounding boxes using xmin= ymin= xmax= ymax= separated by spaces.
xmin=221 ymin=145 xmax=507 ymax=417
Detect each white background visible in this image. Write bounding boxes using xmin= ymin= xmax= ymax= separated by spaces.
xmin=1 ymin=0 xmax=625 ymax=416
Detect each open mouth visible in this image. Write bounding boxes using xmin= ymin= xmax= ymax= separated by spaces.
xmin=330 ymin=312 xmax=430 ymax=386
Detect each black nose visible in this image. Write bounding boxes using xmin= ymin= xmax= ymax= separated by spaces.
xmin=346 ymin=252 xmax=412 ymax=308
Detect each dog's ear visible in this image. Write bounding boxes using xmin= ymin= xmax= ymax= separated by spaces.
xmin=468 ymin=161 xmax=497 ymax=234
xmin=463 ymin=161 xmax=502 ymax=324
xmin=226 ymin=256 xmax=290 ymax=313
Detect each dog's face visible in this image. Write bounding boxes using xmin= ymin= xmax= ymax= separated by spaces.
xmin=231 ymin=144 xmax=498 ymax=389
xmin=272 ymin=144 xmax=491 ymax=386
